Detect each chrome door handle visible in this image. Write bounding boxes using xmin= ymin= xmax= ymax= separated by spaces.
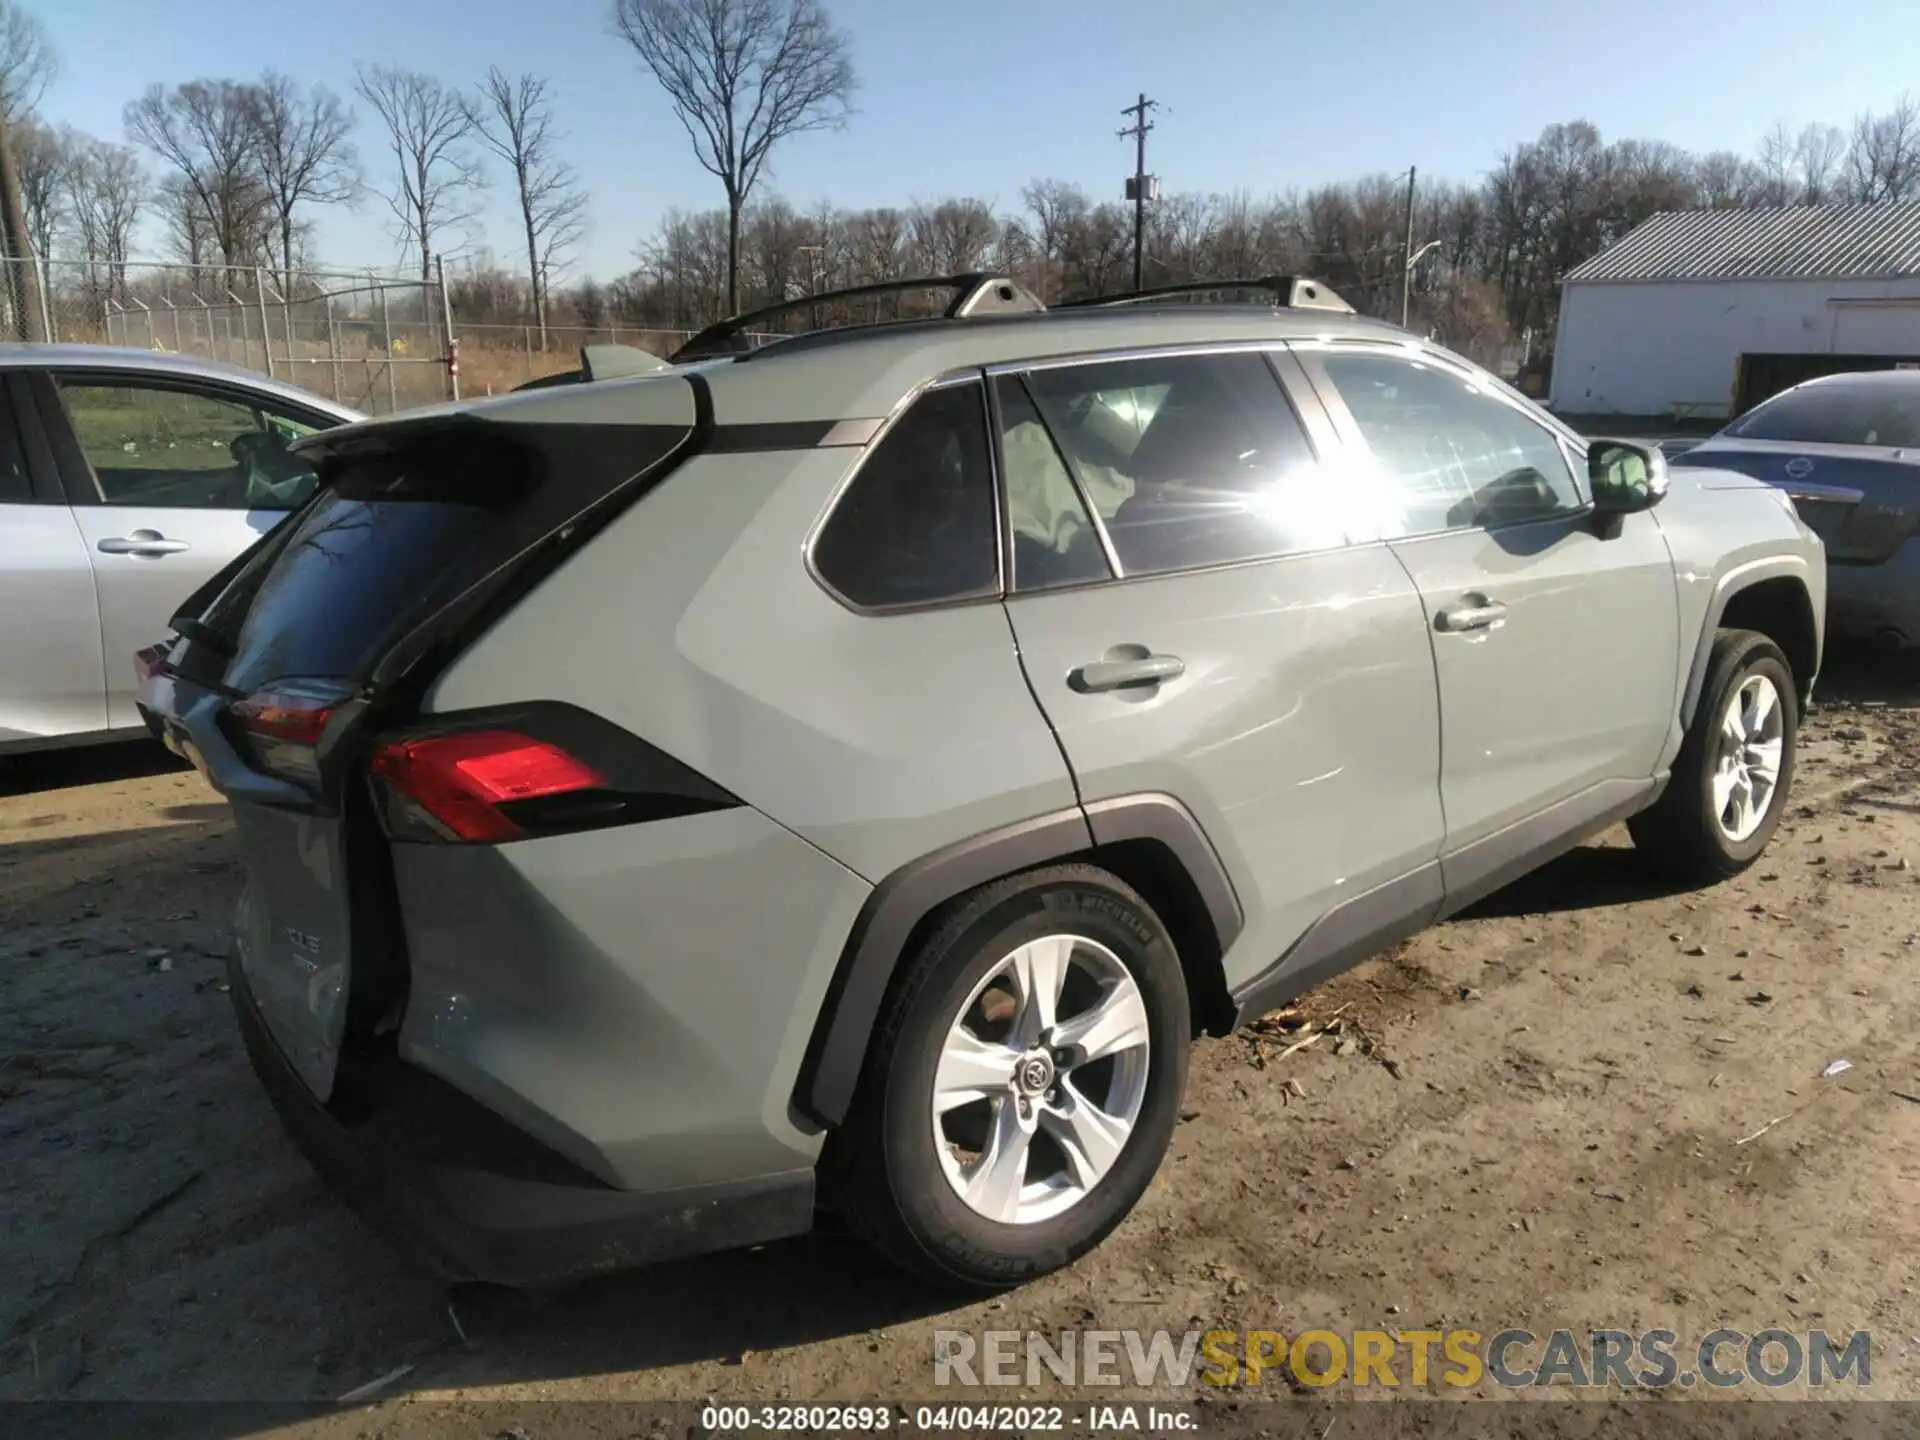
xmin=98 ymin=531 xmax=190 ymax=557
xmin=1071 ymin=653 xmax=1185 ymax=693
xmin=1435 ymin=599 xmax=1508 ymax=633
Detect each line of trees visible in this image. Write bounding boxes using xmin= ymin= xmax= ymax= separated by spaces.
xmin=10 ymin=0 xmax=1920 ymax=365
xmin=501 ymin=102 xmax=1920 ymax=368
xmin=4 ymin=1 xmax=587 ymax=338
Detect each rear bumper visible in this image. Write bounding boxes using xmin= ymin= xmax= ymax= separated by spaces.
xmin=229 ymin=950 xmax=816 ymax=1287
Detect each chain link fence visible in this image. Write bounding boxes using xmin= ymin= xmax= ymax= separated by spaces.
xmin=3 ymin=257 xmax=458 ymax=416
xmin=0 ymin=255 xmax=790 ymax=414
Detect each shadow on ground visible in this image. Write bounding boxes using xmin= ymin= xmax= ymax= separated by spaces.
xmin=0 ymin=739 xmax=184 ymax=799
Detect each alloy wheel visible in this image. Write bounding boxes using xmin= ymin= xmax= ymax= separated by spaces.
xmin=1713 ymin=673 xmax=1785 ymax=843
xmin=930 ymin=934 xmax=1151 ymax=1225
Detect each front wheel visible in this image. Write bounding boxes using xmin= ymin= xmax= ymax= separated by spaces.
xmin=828 ymin=865 xmax=1190 ymax=1291
xmin=1629 ymin=628 xmax=1798 ymax=882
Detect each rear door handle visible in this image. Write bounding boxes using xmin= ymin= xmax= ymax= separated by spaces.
xmin=98 ymin=531 xmax=190 ymax=557
xmin=1435 ymin=598 xmax=1508 ymax=633
xmin=1071 ymin=653 xmax=1185 ymax=693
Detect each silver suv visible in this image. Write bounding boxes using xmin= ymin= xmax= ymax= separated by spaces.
xmin=140 ymin=276 xmax=1825 ymax=1292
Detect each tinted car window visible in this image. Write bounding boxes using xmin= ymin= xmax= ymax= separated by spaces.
xmin=813 ymin=380 xmax=999 ymax=609
xmin=995 ymin=376 xmax=1112 ymax=592
xmin=54 ymin=377 xmax=324 ymax=509
xmin=0 ymin=395 xmax=31 ymax=504
xmin=1023 ymin=351 xmax=1341 ymax=577
xmin=1726 ymin=381 xmax=1920 ymax=447
xmin=1318 ymin=352 xmax=1583 ymax=535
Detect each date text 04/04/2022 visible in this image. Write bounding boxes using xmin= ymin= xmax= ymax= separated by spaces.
xmin=697 ymin=1404 xmax=1198 ymax=1432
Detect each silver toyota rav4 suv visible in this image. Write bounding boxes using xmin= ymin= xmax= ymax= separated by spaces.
xmin=140 ymin=275 xmax=1825 ymax=1292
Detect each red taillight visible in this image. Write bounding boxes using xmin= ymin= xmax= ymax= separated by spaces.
xmin=231 ymin=691 xmax=341 ymax=745
xmin=370 ymin=730 xmax=606 ymax=842
xmin=227 ymin=683 xmax=351 ymax=786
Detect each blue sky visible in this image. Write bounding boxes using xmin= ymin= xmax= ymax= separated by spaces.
xmin=35 ymin=0 xmax=1920 ymax=281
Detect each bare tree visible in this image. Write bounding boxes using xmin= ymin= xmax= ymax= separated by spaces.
xmin=0 ymin=0 xmax=55 ymax=123
xmin=64 ymin=135 xmax=144 ymax=304
xmin=469 ymin=67 xmax=585 ymax=344
xmin=1021 ymin=179 xmax=1089 ymax=300
xmin=1846 ymin=96 xmax=1920 ymax=202
xmin=156 ymin=172 xmax=212 ymax=271
xmin=613 ymin=0 xmax=856 ymax=312
xmin=252 ymin=71 xmax=358 ymax=291
xmin=1755 ymin=121 xmax=1797 ymax=206
xmin=1795 ymin=123 xmax=1846 ymax=205
xmin=355 ymin=64 xmax=482 ymax=284
xmin=125 ymin=80 xmax=271 ymax=281
xmin=12 ymin=112 xmax=62 ymax=260
xmin=909 ymin=197 xmax=995 ymax=274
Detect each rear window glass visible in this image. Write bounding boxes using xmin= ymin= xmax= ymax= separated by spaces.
xmin=214 ymin=421 xmax=687 ymax=691
xmin=1727 ymin=382 xmax=1920 ymax=447
xmin=222 ymin=494 xmax=492 ymax=688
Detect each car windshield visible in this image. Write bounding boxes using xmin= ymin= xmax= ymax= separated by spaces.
xmin=1725 ymin=380 xmax=1920 ymax=447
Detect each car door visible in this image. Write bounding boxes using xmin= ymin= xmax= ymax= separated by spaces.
xmin=0 ymin=373 xmax=108 ymax=745
xmin=33 ymin=370 xmax=330 ymax=730
xmin=995 ymin=347 xmax=1447 ymax=1002
xmin=1295 ymin=343 xmax=1680 ymax=910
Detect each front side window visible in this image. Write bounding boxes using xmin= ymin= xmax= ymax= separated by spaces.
xmin=812 ymin=380 xmax=999 ymax=609
xmin=1021 ymin=351 xmax=1344 ymax=577
xmin=53 ymin=376 xmax=325 ymax=510
xmin=1316 ymin=352 xmax=1584 ymax=536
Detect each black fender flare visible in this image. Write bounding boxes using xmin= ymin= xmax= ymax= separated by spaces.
xmin=792 ymin=793 xmax=1242 ymax=1130
xmin=1679 ymin=556 xmax=1820 ymax=727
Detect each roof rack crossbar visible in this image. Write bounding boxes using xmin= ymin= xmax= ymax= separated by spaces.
xmin=1054 ymin=275 xmax=1355 ymax=315
xmin=668 ymin=272 xmax=1045 ymax=363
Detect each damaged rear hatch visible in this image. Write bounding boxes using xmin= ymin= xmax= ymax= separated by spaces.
xmin=142 ymin=381 xmax=701 ymax=1102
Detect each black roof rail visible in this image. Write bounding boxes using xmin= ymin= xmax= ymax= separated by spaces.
xmin=1054 ymin=275 xmax=1355 ymax=315
xmin=669 ymin=273 xmax=1046 ymax=364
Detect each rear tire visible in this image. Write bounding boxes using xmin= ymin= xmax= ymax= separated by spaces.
xmin=1629 ymin=628 xmax=1797 ymax=883
xmin=827 ymin=864 xmax=1189 ymax=1292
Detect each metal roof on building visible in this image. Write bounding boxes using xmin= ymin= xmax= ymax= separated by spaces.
xmin=1564 ymin=202 xmax=1920 ymax=284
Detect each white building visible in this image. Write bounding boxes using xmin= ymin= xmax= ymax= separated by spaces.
xmin=1548 ymin=202 xmax=1920 ymax=420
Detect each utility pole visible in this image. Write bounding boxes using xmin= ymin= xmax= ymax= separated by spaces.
xmin=1400 ymin=164 xmax=1417 ymax=329
xmin=1119 ymin=93 xmax=1159 ymax=292
xmin=0 ymin=112 xmax=44 ymax=342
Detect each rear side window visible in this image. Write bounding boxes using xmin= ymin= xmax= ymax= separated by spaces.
xmin=995 ymin=376 xmax=1111 ymax=592
xmin=813 ymin=381 xmax=999 ymax=609
xmin=1022 ymin=351 xmax=1340 ymax=576
xmin=1727 ymin=381 xmax=1920 ymax=447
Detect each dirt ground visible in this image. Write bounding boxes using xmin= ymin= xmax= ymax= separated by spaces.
xmin=3 ymin=650 xmax=1919 ymax=1431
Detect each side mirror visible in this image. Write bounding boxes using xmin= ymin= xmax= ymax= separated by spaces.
xmin=1588 ymin=439 xmax=1669 ymax=515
